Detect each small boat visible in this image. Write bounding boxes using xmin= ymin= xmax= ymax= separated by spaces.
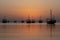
xmin=46 ymin=9 xmax=56 ymax=24
xmin=31 ymin=17 xmax=36 ymax=23
xmin=26 ymin=19 xmax=31 ymax=23
xmin=13 ymin=20 xmax=17 ymax=23
xmin=2 ymin=18 xmax=8 ymax=23
xmin=38 ymin=20 xmax=43 ymax=23
xmin=38 ymin=16 xmax=43 ymax=23
xmin=47 ymin=19 xmax=56 ymax=24
xmin=2 ymin=16 xmax=10 ymax=23
xmin=20 ymin=20 xmax=24 ymax=23
xmin=26 ymin=15 xmax=31 ymax=23
xmin=31 ymin=19 xmax=35 ymax=23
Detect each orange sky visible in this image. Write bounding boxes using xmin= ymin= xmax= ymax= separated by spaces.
xmin=0 ymin=0 xmax=60 ymax=21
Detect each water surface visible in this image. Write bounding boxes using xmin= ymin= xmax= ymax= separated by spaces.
xmin=0 ymin=23 xmax=60 ymax=40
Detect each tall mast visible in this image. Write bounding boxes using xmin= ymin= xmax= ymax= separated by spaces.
xmin=50 ymin=9 xmax=53 ymax=19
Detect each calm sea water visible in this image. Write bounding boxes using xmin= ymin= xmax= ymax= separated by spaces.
xmin=0 ymin=23 xmax=60 ymax=40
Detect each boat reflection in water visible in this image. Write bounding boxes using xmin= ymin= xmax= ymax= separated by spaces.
xmin=47 ymin=24 xmax=55 ymax=38
xmin=0 ymin=23 xmax=60 ymax=40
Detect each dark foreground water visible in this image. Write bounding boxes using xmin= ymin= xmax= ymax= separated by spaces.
xmin=0 ymin=23 xmax=60 ymax=40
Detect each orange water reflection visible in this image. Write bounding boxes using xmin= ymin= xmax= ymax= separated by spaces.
xmin=0 ymin=23 xmax=60 ymax=40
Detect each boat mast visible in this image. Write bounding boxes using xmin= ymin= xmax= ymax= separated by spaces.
xmin=50 ymin=9 xmax=53 ymax=20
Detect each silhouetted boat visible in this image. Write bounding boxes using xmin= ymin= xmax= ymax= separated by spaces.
xmin=13 ymin=21 xmax=17 ymax=23
xmin=46 ymin=9 xmax=56 ymax=24
xmin=47 ymin=19 xmax=56 ymax=24
xmin=26 ymin=15 xmax=32 ymax=23
xmin=38 ymin=16 xmax=43 ymax=23
xmin=31 ymin=16 xmax=36 ymax=23
xmin=31 ymin=19 xmax=35 ymax=23
xmin=20 ymin=20 xmax=24 ymax=23
xmin=38 ymin=20 xmax=43 ymax=23
xmin=2 ymin=18 xmax=8 ymax=23
xmin=26 ymin=19 xmax=31 ymax=23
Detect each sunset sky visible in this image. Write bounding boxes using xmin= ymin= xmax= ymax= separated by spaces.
xmin=0 ymin=0 xmax=60 ymax=21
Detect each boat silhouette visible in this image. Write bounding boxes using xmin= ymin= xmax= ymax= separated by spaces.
xmin=31 ymin=19 xmax=35 ymax=23
xmin=20 ymin=20 xmax=24 ymax=23
xmin=26 ymin=19 xmax=31 ymax=23
xmin=26 ymin=15 xmax=31 ymax=23
xmin=38 ymin=16 xmax=43 ymax=23
xmin=2 ymin=18 xmax=8 ymax=23
xmin=13 ymin=20 xmax=17 ymax=23
xmin=31 ymin=16 xmax=36 ymax=23
xmin=46 ymin=9 xmax=56 ymax=24
xmin=38 ymin=20 xmax=43 ymax=23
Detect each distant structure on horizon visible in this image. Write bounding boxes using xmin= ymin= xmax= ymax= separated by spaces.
xmin=38 ymin=16 xmax=43 ymax=23
xmin=20 ymin=20 xmax=25 ymax=23
xmin=13 ymin=20 xmax=17 ymax=23
xmin=46 ymin=9 xmax=56 ymax=24
xmin=26 ymin=16 xmax=32 ymax=23
xmin=0 ymin=9 xmax=56 ymax=24
xmin=2 ymin=18 xmax=8 ymax=23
